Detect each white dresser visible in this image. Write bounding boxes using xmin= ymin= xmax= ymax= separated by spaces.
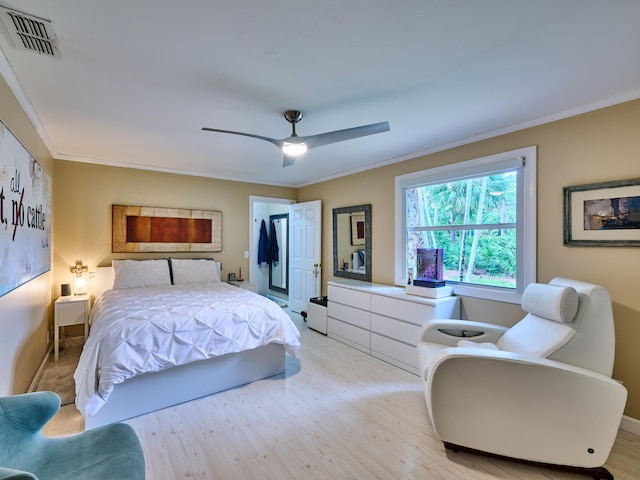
xmin=327 ymin=280 xmax=460 ymax=375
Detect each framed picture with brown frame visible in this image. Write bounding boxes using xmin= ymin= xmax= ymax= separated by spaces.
xmin=563 ymin=177 xmax=640 ymax=246
xmin=112 ymin=205 xmax=222 ymax=253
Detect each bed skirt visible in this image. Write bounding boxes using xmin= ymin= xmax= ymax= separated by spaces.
xmin=84 ymin=343 xmax=286 ymax=430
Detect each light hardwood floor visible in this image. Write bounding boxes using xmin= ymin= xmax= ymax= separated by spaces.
xmin=44 ymin=312 xmax=640 ymax=479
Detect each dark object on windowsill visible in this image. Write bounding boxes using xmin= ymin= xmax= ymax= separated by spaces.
xmin=413 ymin=280 xmax=446 ymax=288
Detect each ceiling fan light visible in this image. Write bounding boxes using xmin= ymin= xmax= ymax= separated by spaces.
xmin=282 ymin=142 xmax=307 ymax=156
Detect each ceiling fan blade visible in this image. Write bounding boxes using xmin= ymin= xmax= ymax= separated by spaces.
xmin=283 ymin=154 xmax=296 ymax=167
xmin=202 ymin=127 xmax=285 ymax=149
xmin=203 ymin=116 xmax=389 ymax=169
xmin=302 ymin=121 xmax=389 ymax=149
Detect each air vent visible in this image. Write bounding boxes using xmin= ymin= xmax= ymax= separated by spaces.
xmin=0 ymin=6 xmax=59 ymax=57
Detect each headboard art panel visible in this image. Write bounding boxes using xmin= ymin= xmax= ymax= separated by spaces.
xmin=112 ymin=205 xmax=222 ymax=253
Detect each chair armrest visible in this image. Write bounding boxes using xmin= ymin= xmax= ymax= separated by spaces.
xmin=0 ymin=467 xmax=38 ymax=480
xmin=0 ymin=392 xmax=60 ymax=431
xmin=419 ymin=319 xmax=508 ymax=346
xmin=426 ymin=348 xmax=628 ymax=468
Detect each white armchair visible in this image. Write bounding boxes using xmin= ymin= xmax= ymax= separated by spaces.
xmin=417 ymin=277 xmax=627 ymax=480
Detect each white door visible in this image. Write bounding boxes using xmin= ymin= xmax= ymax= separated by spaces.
xmin=288 ymin=200 xmax=322 ymax=313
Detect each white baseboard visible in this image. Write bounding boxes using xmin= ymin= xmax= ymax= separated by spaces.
xmin=28 ymin=344 xmax=52 ymax=393
xmin=620 ymin=415 xmax=640 ymax=436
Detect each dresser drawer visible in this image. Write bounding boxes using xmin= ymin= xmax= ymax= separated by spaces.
xmin=371 ymin=333 xmax=419 ymax=371
xmin=370 ymin=295 xmax=434 ymax=326
xmin=57 ymin=301 xmax=87 ymax=327
xmin=326 ymin=280 xmax=458 ymax=375
xmin=371 ymin=313 xmax=422 ymax=346
xmin=328 ymin=284 xmax=370 ymax=310
xmin=328 ymin=318 xmax=370 ymax=351
xmin=328 ymin=302 xmax=370 ymax=330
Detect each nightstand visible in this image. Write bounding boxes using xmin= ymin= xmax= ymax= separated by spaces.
xmin=54 ymin=294 xmax=90 ymax=361
xmin=227 ymin=280 xmax=257 ymax=293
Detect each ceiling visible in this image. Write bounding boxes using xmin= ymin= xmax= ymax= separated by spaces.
xmin=1 ymin=1 xmax=639 ymax=188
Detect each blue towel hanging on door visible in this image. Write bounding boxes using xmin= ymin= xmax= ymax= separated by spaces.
xmin=258 ymin=219 xmax=270 ymax=266
xmin=270 ymin=219 xmax=280 ymax=266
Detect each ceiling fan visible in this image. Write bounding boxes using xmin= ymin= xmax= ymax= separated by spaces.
xmin=202 ymin=110 xmax=390 ymax=167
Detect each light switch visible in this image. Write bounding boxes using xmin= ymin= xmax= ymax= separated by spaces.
xmin=244 ymin=250 xmax=249 ymax=258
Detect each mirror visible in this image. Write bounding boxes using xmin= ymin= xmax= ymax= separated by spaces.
xmin=269 ymin=213 xmax=288 ymax=294
xmin=333 ymin=204 xmax=371 ymax=282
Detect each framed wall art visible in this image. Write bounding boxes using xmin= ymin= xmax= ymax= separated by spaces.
xmin=0 ymin=120 xmax=51 ymax=297
xmin=113 ymin=205 xmax=222 ymax=253
xmin=351 ymin=213 xmax=365 ymax=246
xmin=563 ymin=177 xmax=640 ymax=246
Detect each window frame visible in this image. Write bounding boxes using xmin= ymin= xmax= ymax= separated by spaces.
xmin=394 ymin=146 xmax=537 ymax=304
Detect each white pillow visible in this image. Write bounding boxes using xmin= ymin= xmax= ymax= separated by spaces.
xmin=521 ymin=283 xmax=579 ymax=323
xmin=112 ymin=259 xmax=171 ymax=289
xmin=171 ymin=259 xmax=221 ymax=284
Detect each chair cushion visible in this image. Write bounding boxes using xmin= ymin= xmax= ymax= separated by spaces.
xmin=457 ymin=340 xmax=500 ymax=350
xmin=496 ymin=314 xmax=575 ymax=357
xmin=1 ymin=393 xmax=145 ymax=480
xmin=4 ymin=423 xmax=145 ymax=480
xmin=521 ymin=283 xmax=579 ymax=323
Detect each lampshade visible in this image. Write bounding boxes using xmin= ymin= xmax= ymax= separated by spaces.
xmin=71 ymin=260 xmax=88 ymax=295
xmin=282 ymin=142 xmax=307 ymax=156
xmin=74 ymin=274 xmax=87 ymax=295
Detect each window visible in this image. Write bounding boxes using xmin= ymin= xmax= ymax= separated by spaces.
xmin=395 ymin=147 xmax=536 ymax=303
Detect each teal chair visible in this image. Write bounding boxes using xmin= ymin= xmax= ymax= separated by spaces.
xmin=0 ymin=391 xmax=145 ymax=479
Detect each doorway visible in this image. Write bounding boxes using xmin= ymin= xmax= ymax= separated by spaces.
xmin=249 ymin=197 xmax=321 ymax=312
xmin=249 ymin=196 xmax=295 ymax=303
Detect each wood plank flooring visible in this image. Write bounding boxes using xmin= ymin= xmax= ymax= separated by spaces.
xmin=43 ymin=312 xmax=640 ymax=479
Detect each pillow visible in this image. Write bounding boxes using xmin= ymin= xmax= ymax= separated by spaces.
xmin=521 ymin=283 xmax=579 ymax=323
xmin=170 ymin=258 xmax=221 ymax=284
xmin=112 ymin=259 xmax=171 ymax=290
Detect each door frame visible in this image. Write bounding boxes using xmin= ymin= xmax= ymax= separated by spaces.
xmin=249 ymin=196 xmax=295 ymax=296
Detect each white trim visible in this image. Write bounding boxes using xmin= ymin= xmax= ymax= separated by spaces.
xmin=0 ymin=47 xmax=57 ymax=159
xmin=28 ymin=335 xmax=85 ymax=393
xmin=249 ymin=196 xmax=296 ymax=294
xmin=620 ymin=415 xmax=640 ymax=436
xmin=396 ymin=153 xmax=527 ymax=189
xmin=28 ymin=344 xmax=52 ymax=393
xmin=395 ymin=146 xmax=536 ymax=304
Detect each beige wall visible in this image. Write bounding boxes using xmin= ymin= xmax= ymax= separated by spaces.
xmin=52 ymin=161 xmax=296 ymax=294
xmin=0 ymin=75 xmax=54 ymax=394
xmin=299 ymin=99 xmax=640 ymax=418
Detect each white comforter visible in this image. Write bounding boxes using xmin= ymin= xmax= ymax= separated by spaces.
xmin=74 ymin=283 xmax=300 ymax=416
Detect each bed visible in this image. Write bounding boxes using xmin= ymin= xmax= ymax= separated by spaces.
xmin=74 ymin=258 xmax=301 ymax=430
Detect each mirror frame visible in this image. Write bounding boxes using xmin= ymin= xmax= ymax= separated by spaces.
xmin=333 ymin=204 xmax=372 ymax=282
xmin=268 ymin=213 xmax=288 ymax=294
